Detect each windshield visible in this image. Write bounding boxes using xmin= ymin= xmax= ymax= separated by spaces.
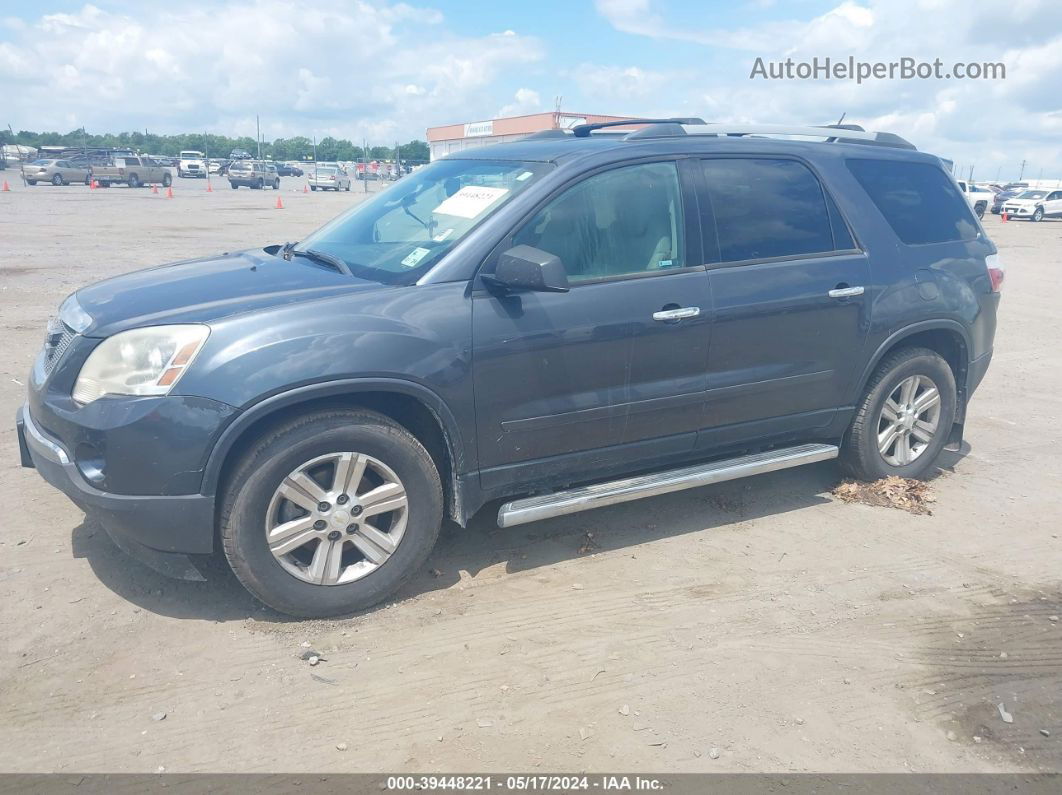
xmin=296 ymin=158 xmax=549 ymax=284
xmin=1018 ymin=190 xmax=1047 ymax=199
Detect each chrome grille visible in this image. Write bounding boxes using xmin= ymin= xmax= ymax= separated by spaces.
xmin=42 ymin=317 xmax=76 ymax=376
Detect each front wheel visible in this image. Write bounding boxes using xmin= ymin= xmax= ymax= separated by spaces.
xmin=220 ymin=409 xmax=443 ymax=618
xmin=52 ymin=174 xmax=64 ymax=186
xmin=128 ymin=173 xmax=141 ymax=188
xmin=840 ymin=347 xmax=956 ymax=481
xmin=1032 ymin=207 xmax=1045 ymax=222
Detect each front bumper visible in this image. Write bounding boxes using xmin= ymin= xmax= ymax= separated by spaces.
xmin=17 ymin=404 xmax=216 ymax=556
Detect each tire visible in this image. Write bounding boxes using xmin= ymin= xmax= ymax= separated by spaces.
xmin=1032 ymin=207 xmax=1045 ymax=222
xmin=84 ymin=174 xmax=92 ymax=185
xmin=310 ymin=185 xmax=317 ymax=191
xmin=255 ymin=178 xmax=264 ymax=190
xmin=345 ymin=182 xmax=351 ymax=192
xmin=231 ymin=182 xmax=239 ymax=189
xmin=975 ymin=202 xmax=986 ymax=220
xmin=177 ymin=169 xmax=184 ymax=178
xmin=162 ymin=172 xmax=172 ymax=187
xmin=27 ymin=180 xmax=36 ymax=186
xmin=220 ymin=409 xmax=443 ymax=618
xmin=273 ymin=178 xmax=280 ymax=190
xmin=840 ymin=347 xmax=956 ymax=481
xmin=128 ymin=173 xmax=141 ymax=188
xmin=52 ymin=174 xmax=64 ymax=186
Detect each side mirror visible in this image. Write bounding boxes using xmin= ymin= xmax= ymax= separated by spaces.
xmin=482 ymin=245 xmax=570 ymax=294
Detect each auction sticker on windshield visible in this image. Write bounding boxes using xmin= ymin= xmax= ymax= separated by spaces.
xmin=434 ymin=186 xmax=509 ymax=219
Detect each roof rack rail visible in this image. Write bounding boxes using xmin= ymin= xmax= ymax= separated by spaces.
xmin=629 ymin=122 xmax=916 ymax=150
xmin=571 ymin=117 xmax=706 ymax=137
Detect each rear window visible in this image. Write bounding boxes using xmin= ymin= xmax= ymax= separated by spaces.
xmin=846 ymin=159 xmax=978 ymax=245
xmin=700 ymin=158 xmax=853 ymax=263
xmin=230 ymin=161 xmax=251 ymax=171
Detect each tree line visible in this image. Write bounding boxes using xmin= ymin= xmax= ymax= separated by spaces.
xmin=0 ymin=129 xmax=430 ymax=162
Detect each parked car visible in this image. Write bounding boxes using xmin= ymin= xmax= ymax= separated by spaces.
xmin=999 ymin=189 xmax=1062 ymax=221
xmin=955 ymin=180 xmax=993 ymax=219
xmin=177 ymin=150 xmax=207 ymax=178
xmin=228 ymin=160 xmax=280 ymax=189
xmin=308 ymin=164 xmax=351 ymax=191
xmin=208 ymin=159 xmax=226 ymax=175
xmin=274 ymin=162 xmax=303 ymax=177
xmin=22 ymin=159 xmax=92 ymax=186
xmin=990 ymin=189 xmax=1022 ymax=214
xmin=17 ymin=119 xmax=1001 ymax=618
xmin=90 ymin=156 xmax=171 ymax=188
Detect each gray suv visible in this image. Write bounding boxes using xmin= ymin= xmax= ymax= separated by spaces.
xmin=17 ymin=119 xmax=1001 ymax=618
xmin=228 ymin=160 xmax=280 ymax=190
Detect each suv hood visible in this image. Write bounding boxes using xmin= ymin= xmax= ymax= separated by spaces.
xmin=75 ymin=248 xmax=390 ymax=337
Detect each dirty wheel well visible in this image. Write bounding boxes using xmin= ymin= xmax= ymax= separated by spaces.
xmin=879 ymin=328 xmax=969 ymax=417
xmin=216 ymin=391 xmax=456 ymax=522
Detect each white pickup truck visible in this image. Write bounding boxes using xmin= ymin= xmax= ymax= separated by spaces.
xmin=956 ymin=180 xmax=994 ymax=219
xmin=177 ymin=150 xmax=208 ymax=179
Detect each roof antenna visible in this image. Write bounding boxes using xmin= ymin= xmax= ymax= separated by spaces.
xmin=835 ymin=112 xmax=847 ymax=125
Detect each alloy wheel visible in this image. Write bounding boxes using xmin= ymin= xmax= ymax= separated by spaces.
xmin=265 ymin=452 xmax=409 ymax=586
xmin=877 ymin=374 xmax=941 ymax=466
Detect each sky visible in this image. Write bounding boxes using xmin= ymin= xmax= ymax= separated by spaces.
xmin=2 ymin=0 xmax=1061 ymax=180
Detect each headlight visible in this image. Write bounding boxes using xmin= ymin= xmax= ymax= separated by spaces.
xmin=72 ymin=325 xmax=209 ymax=405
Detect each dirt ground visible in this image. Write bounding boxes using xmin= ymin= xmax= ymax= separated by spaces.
xmin=0 ymin=170 xmax=1060 ymax=774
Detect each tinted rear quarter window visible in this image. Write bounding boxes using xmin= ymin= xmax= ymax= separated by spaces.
xmin=846 ymin=158 xmax=978 ymax=244
xmin=700 ymin=158 xmax=849 ymax=263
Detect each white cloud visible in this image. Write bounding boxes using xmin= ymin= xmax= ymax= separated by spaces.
xmin=0 ymin=1 xmax=542 ymax=142
xmin=592 ymin=0 xmax=1062 ymax=176
xmin=497 ymin=88 xmax=542 ymax=118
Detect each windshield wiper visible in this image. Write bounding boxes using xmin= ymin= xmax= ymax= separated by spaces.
xmin=288 ymin=248 xmax=351 ymax=275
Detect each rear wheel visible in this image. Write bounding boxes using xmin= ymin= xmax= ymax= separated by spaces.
xmin=162 ymin=172 xmax=172 ymax=187
xmin=974 ymin=202 xmax=986 ymax=220
xmin=27 ymin=180 xmax=36 ymax=186
xmin=273 ymin=178 xmax=280 ymax=190
xmin=310 ymin=185 xmax=317 ymax=191
xmin=255 ymin=177 xmax=264 ymax=190
xmin=230 ymin=182 xmax=239 ymax=190
xmin=840 ymin=347 xmax=956 ymax=481
xmin=220 ymin=409 xmax=443 ymax=618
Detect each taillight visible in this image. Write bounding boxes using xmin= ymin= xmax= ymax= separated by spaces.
xmin=986 ymin=254 xmax=1004 ymax=292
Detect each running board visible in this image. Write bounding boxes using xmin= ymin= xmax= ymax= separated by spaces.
xmin=496 ymin=443 xmax=838 ymax=528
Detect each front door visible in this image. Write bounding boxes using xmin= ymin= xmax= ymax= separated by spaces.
xmin=472 ymin=160 xmax=712 ymax=489
xmin=694 ymin=156 xmax=871 ymax=444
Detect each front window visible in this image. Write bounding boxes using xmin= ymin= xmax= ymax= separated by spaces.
xmin=296 ymin=158 xmax=550 ymax=284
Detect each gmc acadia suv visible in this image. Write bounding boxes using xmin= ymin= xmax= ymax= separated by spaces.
xmin=17 ymin=120 xmax=1002 ymax=618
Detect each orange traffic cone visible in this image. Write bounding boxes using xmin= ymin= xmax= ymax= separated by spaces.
xmin=152 ymin=184 xmax=158 ymax=194
xmin=303 ymin=184 xmax=308 ymax=193
xmin=166 ymin=186 xmax=174 ymax=199
xmin=206 ymin=180 xmax=213 ymax=193
xmin=1001 ymin=212 xmax=1008 ymax=223
xmin=275 ymin=196 xmax=284 ymax=209
xmin=1 ymin=179 xmax=9 ymax=192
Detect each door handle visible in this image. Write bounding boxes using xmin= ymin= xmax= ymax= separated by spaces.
xmin=828 ymin=286 xmax=864 ymax=299
xmin=653 ymin=307 xmax=700 ymax=322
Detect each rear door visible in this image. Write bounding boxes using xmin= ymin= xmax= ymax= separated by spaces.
xmin=695 ymin=156 xmax=871 ymax=443
xmin=472 ymin=159 xmax=712 ymax=488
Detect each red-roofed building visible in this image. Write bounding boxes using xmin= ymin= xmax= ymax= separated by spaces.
xmin=426 ymin=111 xmax=635 ymax=160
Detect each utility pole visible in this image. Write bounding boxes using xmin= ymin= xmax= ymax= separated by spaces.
xmin=256 ymin=115 xmax=261 ymax=159
xmin=968 ymin=165 xmax=974 ymax=182
xmin=1018 ymin=159 xmax=1026 ymax=181
xmin=312 ymin=135 xmax=318 ymax=179
xmin=363 ymin=138 xmax=368 ymax=193
xmin=995 ymin=165 xmax=1002 ymax=182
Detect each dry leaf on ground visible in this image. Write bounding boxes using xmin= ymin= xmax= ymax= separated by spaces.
xmin=832 ymin=476 xmax=935 ymax=515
